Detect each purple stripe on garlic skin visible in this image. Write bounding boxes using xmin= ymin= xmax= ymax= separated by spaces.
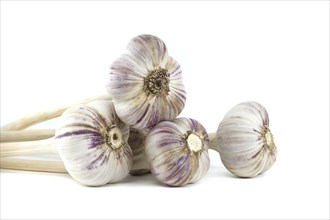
xmin=87 ymin=150 xmax=107 ymax=170
xmin=56 ymin=129 xmax=105 ymax=150
xmin=55 ymin=130 xmax=100 ymax=139
xmin=145 ymin=118 xmax=210 ymax=186
xmin=55 ymin=100 xmax=133 ymax=186
xmin=106 ymin=34 xmax=186 ymax=130
xmin=87 ymin=134 xmax=105 ymax=150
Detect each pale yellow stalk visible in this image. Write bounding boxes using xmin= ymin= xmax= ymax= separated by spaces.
xmin=1 ymin=95 xmax=111 ymax=131
xmin=1 ymin=138 xmax=55 ymax=157
xmin=1 ymin=129 xmax=55 ymax=142
xmin=1 ymin=158 xmax=66 ymax=173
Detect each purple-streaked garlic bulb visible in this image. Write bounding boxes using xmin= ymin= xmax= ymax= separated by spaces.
xmin=216 ymin=101 xmax=277 ymax=178
xmin=145 ymin=118 xmax=210 ymax=186
xmin=106 ymin=34 xmax=186 ymax=129
xmin=128 ymin=128 xmax=150 ymax=176
xmin=55 ymin=100 xmax=133 ymax=186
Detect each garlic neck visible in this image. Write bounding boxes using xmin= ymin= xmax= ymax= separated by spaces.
xmin=207 ymin=132 xmax=219 ymax=152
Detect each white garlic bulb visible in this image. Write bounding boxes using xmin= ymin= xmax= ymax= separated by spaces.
xmin=216 ymin=101 xmax=277 ymax=178
xmin=145 ymin=118 xmax=210 ymax=186
xmin=106 ymin=34 xmax=186 ymax=129
xmin=55 ymin=100 xmax=133 ymax=186
xmin=128 ymin=128 xmax=150 ymax=175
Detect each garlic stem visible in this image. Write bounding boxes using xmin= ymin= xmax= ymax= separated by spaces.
xmin=0 ymin=158 xmax=67 ymax=173
xmin=208 ymin=132 xmax=219 ymax=152
xmin=1 ymin=129 xmax=55 ymax=142
xmin=1 ymin=94 xmax=111 ymax=131
xmin=1 ymin=138 xmax=56 ymax=157
xmin=0 ymin=137 xmax=147 ymax=173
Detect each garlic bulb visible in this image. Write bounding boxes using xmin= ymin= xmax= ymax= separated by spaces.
xmin=216 ymin=101 xmax=277 ymax=178
xmin=55 ymin=100 xmax=133 ymax=186
xmin=128 ymin=128 xmax=150 ymax=175
xmin=145 ymin=118 xmax=210 ymax=186
xmin=106 ymin=34 xmax=186 ymax=129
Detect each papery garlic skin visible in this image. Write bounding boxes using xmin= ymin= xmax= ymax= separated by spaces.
xmin=145 ymin=118 xmax=210 ymax=186
xmin=107 ymin=34 xmax=186 ymax=129
xmin=55 ymin=100 xmax=133 ymax=186
xmin=216 ymin=102 xmax=277 ymax=178
xmin=128 ymin=128 xmax=150 ymax=175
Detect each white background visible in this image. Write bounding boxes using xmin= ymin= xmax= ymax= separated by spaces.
xmin=1 ymin=1 xmax=329 ymax=219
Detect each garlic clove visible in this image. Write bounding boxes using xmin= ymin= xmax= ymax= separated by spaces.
xmin=126 ymin=34 xmax=169 ymax=71
xmin=216 ymin=101 xmax=277 ymax=178
xmin=145 ymin=117 xmax=210 ymax=186
xmin=55 ymin=100 xmax=133 ymax=186
xmin=106 ymin=34 xmax=186 ymax=129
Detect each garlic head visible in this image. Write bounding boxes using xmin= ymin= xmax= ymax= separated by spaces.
xmin=106 ymin=34 xmax=186 ymax=129
xmin=145 ymin=118 xmax=210 ymax=186
xmin=216 ymin=101 xmax=277 ymax=178
xmin=55 ymin=100 xmax=133 ymax=186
